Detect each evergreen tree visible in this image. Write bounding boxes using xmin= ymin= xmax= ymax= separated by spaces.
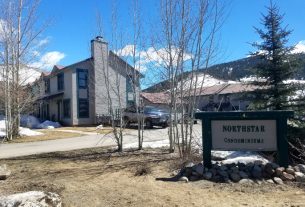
xmin=250 ymin=2 xmax=298 ymax=110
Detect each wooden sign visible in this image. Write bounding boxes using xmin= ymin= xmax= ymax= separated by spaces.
xmin=195 ymin=111 xmax=294 ymax=168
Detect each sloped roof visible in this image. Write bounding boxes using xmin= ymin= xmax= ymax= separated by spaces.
xmin=141 ymin=92 xmax=170 ymax=104
xmin=194 ymin=83 xmax=259 ymax=96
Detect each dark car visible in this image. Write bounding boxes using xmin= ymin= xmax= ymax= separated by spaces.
xmin=123 ymin=106 xmax=170 ymax=128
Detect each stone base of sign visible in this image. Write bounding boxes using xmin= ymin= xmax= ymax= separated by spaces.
xmin=176 ymin=162 xmax=305 ymax=184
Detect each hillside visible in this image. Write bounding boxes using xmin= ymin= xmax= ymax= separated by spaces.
xmin=144 ymin=53 xmax=305 ymax=92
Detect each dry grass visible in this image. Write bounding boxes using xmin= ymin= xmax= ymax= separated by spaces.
xmin=59 ymin=126 xmax=113 ymax=134
xmin=0 ymin=148 xmax=305 ymax=207
xmin=8 ymin=130 xmax=84 ymax=143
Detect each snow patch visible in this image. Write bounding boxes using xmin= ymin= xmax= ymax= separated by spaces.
xmin=124 ymin=139 xmax=169 ymax=149
xmin=212 ymin=150 xmax=269 ymax=165
xmin=0 ymin=120 xmax=43 ymax=137
xmin=19 ymin=127 xmax=43 ymax=136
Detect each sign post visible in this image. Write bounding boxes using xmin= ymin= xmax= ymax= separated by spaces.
xmin=195 ymin=111 xmax=294 ymax=168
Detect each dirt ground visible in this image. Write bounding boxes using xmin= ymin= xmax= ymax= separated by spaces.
xmin=0 ymin=148 xmax=305 ymax=207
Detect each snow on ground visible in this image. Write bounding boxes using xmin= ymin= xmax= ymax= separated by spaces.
xmin=19 ymin=127 xmax=43 ymax=136
xmin=212 ymin=150 xmax=269 ymax=165
xmin=0 ymin=120 xmax=43 ymax=137
xmin=124 ymin=139 xmax=170 ymax=149
xmin=37 ymin=120 xmax=61 ymax=129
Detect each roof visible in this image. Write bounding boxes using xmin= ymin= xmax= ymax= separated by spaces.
xmin=193 ymin=83 xmax=259 ymax=96
xmin=141 ymin=92 xmax=170 ymax=104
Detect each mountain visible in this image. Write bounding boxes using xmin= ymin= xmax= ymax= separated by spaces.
xmin=144 ymin=53 xmax=305 ymax=92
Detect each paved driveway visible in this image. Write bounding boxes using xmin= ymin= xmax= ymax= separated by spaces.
xmin=0 ymin=124 xmax=202 ymax=159
xmin=0 ymin=127 xmax=170 ymax=159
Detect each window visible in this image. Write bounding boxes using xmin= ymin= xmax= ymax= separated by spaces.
xmin=77 ymin=69 xmax=88 ymax=89
xmin=78 ymin=98 xmax=89 ymax=118
xmin=57 ymin=73 xmax=64 ymax=91
xmin=63 ymin=99 xmax=71 ymax=118
xmin=45 ymin=79 xmax=50 ymax=93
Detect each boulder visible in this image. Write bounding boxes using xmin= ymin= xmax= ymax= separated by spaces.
xmin=281 ymin=172 xmax=295 ymax=181
xmin=273 ymin=177 xmax=284 ymax=185
xmin=297 ymin=164 xmax=305 ymax=174
xmin=239 ymin=171 xmax=249 ymax=179
xmin=195 ymin=164 xmax=204 ymax=176
xmin=238 ymin=179 xmax=254 ymax=184
xmin=264 ymin=163 xmax=275 ymax=176
xmin=251 ymin=165 xmax=262 ymax=179
xmin=218 ymin=170 xmax=229 ymax=178
xmin=184 ymin=162 xmax=195 ymax=168
xmin=203 ymin=172 xmax=213 ymax=180
xmin=0 ymin=164 xmax=11 ymax=180
xmin=230 ymin=166 xmax=239 ymax=173
xmin=178 ymin=176 xmax=189 ymax=183
xmin=294 ymin=165 xmax=300 ymax=172
xmin=219 ymin=165 xmax=228 ymax=171
xmin=0 ymin=191 xmax=62 ymax=207
xmin=230 ymin=172 xmax=241 ymax=182
xmin=189 ymin=176 xmax=199 ymax=182
xmin=275 ymin=167 xmax=285 ymax=177
xmin=285 ymin=168 xmax=295 ymax=175
xmin=266 ymin=179 xmax=274 ymax=184
xmin=295 ymin=172 xmax=305 ymax=182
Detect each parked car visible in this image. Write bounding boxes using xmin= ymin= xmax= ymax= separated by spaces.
xmin=123 ymin=106 xmax=170 ymax=128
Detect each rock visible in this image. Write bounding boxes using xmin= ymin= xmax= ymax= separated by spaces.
xmin=239 ymin=179 xmax=254 ymax=184
xmin=239 ymin=171 xmax=249 ymax=179
xmin=209 ymin=168 xmax=217 ymax=176
xmin=271 ymin=163 xmax=280 ymax=170
xmin=211 ymin=175 xmax=222 ymax=183
xmin=294 ymin=165 xmax=300 ymax=172
xmin=265 ymin=163 xmax=275 ymax=176
xmin=295 ymin=172 xmax=305 ymax=182
xmin=297 ymin=164 xmax=305 ymax=174
xmin=281 ymin=172 xmax=295 ymax=181
xmin=285 ymin=168 xmax=295 ymax=175
xmin=219 ymin=165 xmax=227 ymax=171
xmin=275 ymin=167 xmax=285 ymax=177
xmin=266 ymin=179 xmax=274 ymax=184
xmin=255 ymin=180 xmax=263 ymax=185
xmin=184 ymin=167 xmax=193 ymax=177
xmin=252 ymin=165 xmax=262 ymax=179
xmin=179 ymin=176 xmax=189 ymax=183
xmin=195 ymin=164 xmax=204 ymax=176
xmin=238 ymin=163 xmax=247 ymax=171
xmin=0 ymin=191 xmax=62 ymax=207
xmin=0 ymin=164 xmax=11 ymax=180
xmin=273 ymin=177 xmax=284 ymax=185
xmin=230 ymin=166 xmax=239 ymax=173
xmin=184 ymin=162 xmax=195 ymax=168
xmin=218 ymin=170 xmax=229 ymax=178
xmin=189 ymin=176 xmax=199 ymax=181
xmin=230 ymin=172 xmax=241 ymax=182
xmin=203 ymin=172 xmax=213 ymax=180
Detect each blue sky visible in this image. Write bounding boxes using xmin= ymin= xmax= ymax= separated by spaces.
xmin=36 ymin=0 xmax=305 ymax=71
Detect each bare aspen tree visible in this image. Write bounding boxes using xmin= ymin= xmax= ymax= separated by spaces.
xmin=94 ymin=3 xmax=127 ymax=152
xmin=0 ymin=0 xmax=47 ymax=140
xmin=129 ymin=0 xmax=144 ymax=150
xmin=151 ymin=0 xmax=224 ymax=158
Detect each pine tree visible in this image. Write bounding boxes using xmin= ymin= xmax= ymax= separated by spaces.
xmin=250 ymin=2 xmax=297 ymax=110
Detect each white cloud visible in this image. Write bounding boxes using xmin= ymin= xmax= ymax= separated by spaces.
xmin=31 ymin=51 xmax=65 ymax=69
xmin=115 ymin=44 xmax=192 ymax=72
